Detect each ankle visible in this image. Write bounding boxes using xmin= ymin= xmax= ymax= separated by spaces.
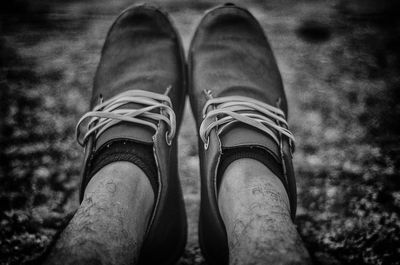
xmin=43 ymin=162 xmax=154 ymax=265
xmin=84 ymin=162 xmax=155 ymax=220
xmin=86 ymin=162 xmax=152 ymax=194
xmin=86 ymin=141 xmax=158 ymax=195
xmin=218 ymin=158 xmax=290 ymax=213
xmin=218 ymin=159 xmax=310 ymax=265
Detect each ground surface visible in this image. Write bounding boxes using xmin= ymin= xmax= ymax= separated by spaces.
xmin=1 ymin=0 xmax=400 ymax=264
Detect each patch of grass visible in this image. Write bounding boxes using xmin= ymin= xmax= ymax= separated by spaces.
xmin=295 ymin=7 xmax=400 ymax=265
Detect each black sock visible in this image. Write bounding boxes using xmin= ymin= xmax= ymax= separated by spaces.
xmin=87 ymin=140 xmax=158 ymax=194
xmin=217 ymin=146 xmax=284 ymax=194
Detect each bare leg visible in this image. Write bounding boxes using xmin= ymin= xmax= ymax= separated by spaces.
xmin=218 ymin=159 xmax=311 ymax=265
xmin=43 ymin=162 xmax=154 ymax=265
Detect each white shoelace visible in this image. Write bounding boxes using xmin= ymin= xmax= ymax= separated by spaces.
xmin=199 ymin=92 xmax=295 ymax=150
xmin=76 ymin=89 xmax=176 ymax=146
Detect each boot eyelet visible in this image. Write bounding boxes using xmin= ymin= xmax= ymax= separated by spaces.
xmin=204 ymin=136 xmax=210 ymax=150
xmin=165 ymin=132 xmax=172 ymax=146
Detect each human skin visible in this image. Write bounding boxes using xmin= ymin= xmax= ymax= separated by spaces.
xmin=218 ymin=158 xmax=311 ymax=265
xmin=43 ymin=162 xmax=154 ymax=265
xmin=43 ymin=158 xmax=311 ymax=265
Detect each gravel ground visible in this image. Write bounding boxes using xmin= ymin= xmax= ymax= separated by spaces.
xmin=1 ymin=0 xmax=399 ymax=264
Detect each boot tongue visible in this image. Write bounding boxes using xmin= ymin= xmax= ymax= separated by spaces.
xmin=94 ymin=102 xmax=155 ymax=151
xmin=219 ymin=122 xmax=281 ymax=163
xmin=215 ymin=87 xmax=282 ymax=163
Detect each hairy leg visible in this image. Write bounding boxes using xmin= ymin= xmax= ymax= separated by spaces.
xmin=43 ymin=162 xmax=154 ymax=265
xmin=218 ymin=159 xmax=311 ymax=265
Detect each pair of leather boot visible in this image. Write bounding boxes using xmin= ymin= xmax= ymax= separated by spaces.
xmin=76 ymin=3 xmax=296 ymax=265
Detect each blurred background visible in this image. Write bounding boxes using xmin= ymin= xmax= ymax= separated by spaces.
xmin=1 ymin=0 xmax=400 ymax=264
